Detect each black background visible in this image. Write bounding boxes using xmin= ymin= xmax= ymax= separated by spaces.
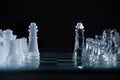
xmin=0 ymin=0 xmax=120 ymax=80
xmin=0 ymin=0 xmax=120 ymax=52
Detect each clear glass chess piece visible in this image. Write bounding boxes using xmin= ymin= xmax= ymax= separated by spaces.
xmin=82 ymin=28 xmax=120 ymax=68
xmin=73 ymin=22 xmax=85 ymax=69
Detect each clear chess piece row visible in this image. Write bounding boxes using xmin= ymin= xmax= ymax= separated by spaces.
xmin=73 ymin=22 xmax=120 ymax=69
xmin=0 ymin=23 xmax=40 ymax=69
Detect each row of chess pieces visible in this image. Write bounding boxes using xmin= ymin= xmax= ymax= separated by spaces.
xmin=0 ymin=23 xmax=40 ymax=69
xmin=73 ymin=23 xmax=120 ymax=68
xmin=82 ymin=29 xmax=120 ymax=68
xmin=0 ymin=22 xmax=120 ymax=70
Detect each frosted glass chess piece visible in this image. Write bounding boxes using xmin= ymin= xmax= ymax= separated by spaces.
xmin=2 ymin=29 xmax=17 ymax=56
xmin=73 ymin=22 xmax=85 ymax=69
xmin=27 ymin=22 xmax=40 ymax=68
xmin=2 ymin=29 xmax=17 ymax=68
xmin=6 ymin=40 xmax=23 ymax=69
xmin=21 ymin=37 xmax=28 ymax=60
xmin=28 ymin=23 xmax=40 ymax=59
xmin=0 ymin=30 xmax=6 ymax=69
xmin=16 ymin=39 xmax=25 ymax=63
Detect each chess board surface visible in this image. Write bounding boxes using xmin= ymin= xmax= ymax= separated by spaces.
xmin=0 ymin=52 xmax=120 ymax=80
xmin=40 ymin=52 xmax=75 ymax=70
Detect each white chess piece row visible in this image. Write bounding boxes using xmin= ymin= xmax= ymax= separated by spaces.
xmin=0 ymin=22 xmax=40 ymax=69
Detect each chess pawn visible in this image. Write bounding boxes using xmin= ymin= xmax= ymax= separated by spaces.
xmin=28 ymin=23 xmax=40 ymax=60
xmin=20 ymin=37 xmax=28 ymax=60
xmin=16 ymin=39 xmax=25 ymax=63
xmin=6 ymin=40 xmax=22 ymax=69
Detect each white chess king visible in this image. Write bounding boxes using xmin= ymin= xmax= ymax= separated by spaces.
xmin=28 ymin=23 xmax=40 ymax=60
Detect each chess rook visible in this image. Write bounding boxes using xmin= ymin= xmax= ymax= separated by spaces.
xmin=3 ymin=29 xmax=16 ymax=63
